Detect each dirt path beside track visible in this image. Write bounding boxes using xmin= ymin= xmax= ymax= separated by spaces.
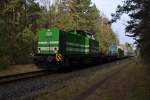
xmin=73 ymin=61 xmax=130 ymax=100
xmin=74 ymin=59 xmax=150 ymax=100
xmin=36 ymin=58 xmax=149 ymax=100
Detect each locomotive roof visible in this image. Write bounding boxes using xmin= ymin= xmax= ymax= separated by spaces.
xmin=68 ymin=30 xmax=93 ymax=36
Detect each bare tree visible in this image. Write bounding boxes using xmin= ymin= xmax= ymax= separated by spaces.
xmin=39 ymin=0 xmax=52 ymax=10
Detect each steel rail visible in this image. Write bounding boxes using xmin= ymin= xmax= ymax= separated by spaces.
xmin=0 ymin=70 xmax=53 ymax=85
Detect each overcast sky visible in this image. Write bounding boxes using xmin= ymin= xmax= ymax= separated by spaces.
xmin=92 ymin=0 xmax=134 ymax=44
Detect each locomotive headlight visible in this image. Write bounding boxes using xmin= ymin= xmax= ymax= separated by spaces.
xmin=38 ymin=48 xmax=41 ymax=53
xmin=54 ymin=47 xmax=58 ymax=53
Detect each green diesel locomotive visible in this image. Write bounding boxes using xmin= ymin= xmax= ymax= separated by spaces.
xmin=33 ymin=28 xmax=100 ymax=65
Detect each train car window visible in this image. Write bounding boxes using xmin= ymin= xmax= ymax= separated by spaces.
xmin=87 ymin=34 xmax=92 ymax=39
xmin=91 ymin=35 xmax=95 ymax=40
xmin=76 ymin=30 xmax=86 ymax=36
xmin=86 ymin=33 xmax=95 ymax=40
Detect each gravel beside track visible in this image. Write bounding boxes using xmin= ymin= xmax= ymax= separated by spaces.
xmin=0 ymin=68 xmax=84 ymax=100
xmin=0 ymin=59 xmax=131 ymax=100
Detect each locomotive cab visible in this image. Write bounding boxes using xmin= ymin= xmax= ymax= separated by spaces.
xmin=37 ymin=28 xmax=60 ymax=55
xmin=33 ymin=28 xmax=64 ymax=64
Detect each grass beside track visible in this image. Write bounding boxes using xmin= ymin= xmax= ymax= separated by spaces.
xmin=34 ymin=58 xmax=149 ymax=100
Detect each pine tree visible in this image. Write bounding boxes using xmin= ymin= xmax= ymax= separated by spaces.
xmin=112 ymin=0 xmax=150 ymax=63
xmin=0 ymin=0 xmax=42 ymax=66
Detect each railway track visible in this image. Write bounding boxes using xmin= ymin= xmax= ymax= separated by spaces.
xmin=0 ymin=57 xmax=131 ymax=85
xmin=0 ymin=70 xmax=53 ymax=85
xmin=0 ymin=57 xmax=130 ymax=85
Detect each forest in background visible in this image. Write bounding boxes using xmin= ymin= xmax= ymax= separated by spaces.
xmin=0 ymin=0 xmax=118 ymax=67
xmin=112 ymin=0 xmax=150 ymax=64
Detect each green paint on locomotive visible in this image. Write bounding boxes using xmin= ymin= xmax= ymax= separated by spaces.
xmin=36 ymin=28 xmax=100 ymax=57
xmin=37 ymin=28 xmax=60 ymax=54
xmin=66 ymin=31 xmax=90 ymax=54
